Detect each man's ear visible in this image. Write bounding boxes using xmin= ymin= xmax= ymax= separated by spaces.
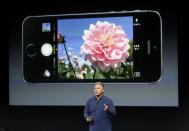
xmin=102 ymin=88 xmax=104 ymax=93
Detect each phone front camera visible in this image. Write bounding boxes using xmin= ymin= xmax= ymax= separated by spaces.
xmin=153 ymin=45 xmax=157 ymax=50
xmin=41 ymin=43 xmax=53 ymax=56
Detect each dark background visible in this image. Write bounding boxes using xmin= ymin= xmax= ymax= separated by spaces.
xmin=1 ymin=0 xmax=188 ymax=131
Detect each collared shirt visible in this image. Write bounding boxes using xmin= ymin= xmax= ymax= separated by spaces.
xmin=84 ymin=96 xmax=116 ymax=131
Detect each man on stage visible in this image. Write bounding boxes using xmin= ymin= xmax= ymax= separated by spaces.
xmin=84 ymin=82 xmax=116 ymax=131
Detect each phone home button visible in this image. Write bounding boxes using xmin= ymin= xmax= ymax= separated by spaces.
xmin=26 ymin=43 xmax=37 ymax=57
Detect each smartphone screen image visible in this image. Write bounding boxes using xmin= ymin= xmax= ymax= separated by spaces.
xmin=57 ymin=17 xmax=134 ymax=81
xmin=22 ymin=10 xmax=162 ymax=83
xmin=9 ymin=10 xmax=178 ymax=106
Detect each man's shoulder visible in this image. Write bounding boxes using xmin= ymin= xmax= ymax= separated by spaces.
xmin=103 ymin=96 xmax=113 ymax=102
xmin=87 ymin=96 xmax=96 ymax=102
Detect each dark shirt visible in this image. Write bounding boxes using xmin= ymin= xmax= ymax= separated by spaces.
xmin=84 ymin=95 xmax=116 ymax=131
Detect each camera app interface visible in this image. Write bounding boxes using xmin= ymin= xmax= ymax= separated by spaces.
xmin=23 ymin=13 xmax=161 ymax=83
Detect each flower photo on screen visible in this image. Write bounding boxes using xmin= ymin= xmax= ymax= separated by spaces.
xmin=57 ymin=17 xmax=133 ymax=79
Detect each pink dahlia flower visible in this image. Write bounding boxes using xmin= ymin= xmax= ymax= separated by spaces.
xmin=81 ymin=21 xmax=130 ymax=72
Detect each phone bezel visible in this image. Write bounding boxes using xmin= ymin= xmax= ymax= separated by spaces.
xmin=22 ymin=10 xmax=162 ymax=84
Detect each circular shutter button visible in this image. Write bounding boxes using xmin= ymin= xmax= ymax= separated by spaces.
xmin=41 ymin=43 xmax=53 ymax=56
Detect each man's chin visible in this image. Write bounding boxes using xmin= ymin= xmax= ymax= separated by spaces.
xmin=96 ymin=94 xmax=103 ymax=97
